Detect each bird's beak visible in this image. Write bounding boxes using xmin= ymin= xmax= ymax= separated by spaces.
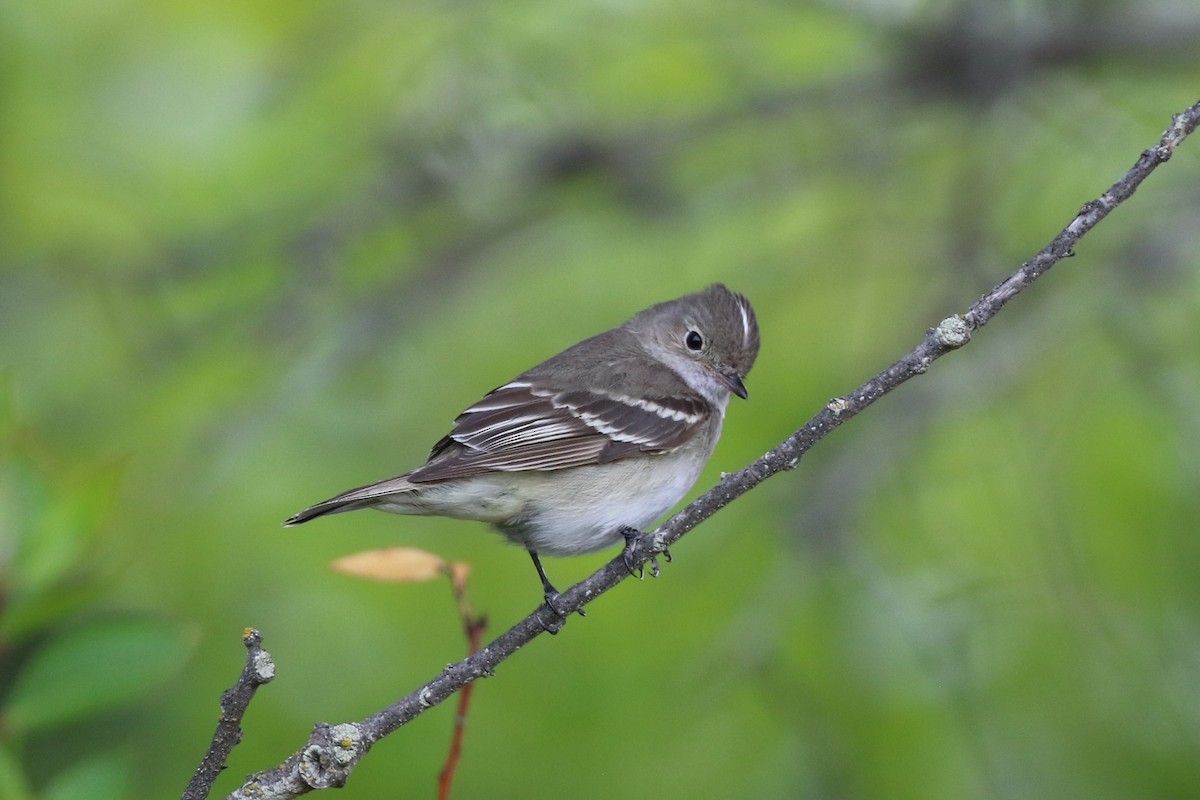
xmin=714 ymin=366 xmax=749 ymax=399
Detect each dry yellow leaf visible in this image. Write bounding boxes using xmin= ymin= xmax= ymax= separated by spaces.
xmin=329 ymin=547 xmax=448 ymax=583
xmin=448 ymin=561 xmax=471 ymax=594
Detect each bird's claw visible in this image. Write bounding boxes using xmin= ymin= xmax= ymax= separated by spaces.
xmin=620 ymin=527 xmax=644 ymax=578
xmin=543 ymin=592 xmax=585 ymax=624
xmin=529 ymin=549 xmax=583 ymax=624
xmin=621 ymin=527 xmax=671 ymax=580
xmin=536 ymin=604 xmax=566 ymax=634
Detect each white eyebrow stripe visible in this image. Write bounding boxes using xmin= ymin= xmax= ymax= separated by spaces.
xmin=738 ymin=300 xmax=752 ymax=346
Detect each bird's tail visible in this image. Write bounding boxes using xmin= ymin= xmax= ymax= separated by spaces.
xmin=284 ymin=474 xmax=418 ymax=526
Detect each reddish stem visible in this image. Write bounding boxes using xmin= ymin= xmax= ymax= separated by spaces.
xmin=437 ymin=581 xmax=487 ymax=800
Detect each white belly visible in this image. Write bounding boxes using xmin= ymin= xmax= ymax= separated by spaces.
xmin=372 ymin=418 xmax=723 ymax=557
xmin=502 ymin=451 xmax=708 ymax=556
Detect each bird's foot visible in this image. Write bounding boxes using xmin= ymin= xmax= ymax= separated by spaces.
xmin=529 ymin=550 xmax=584 ymax=628
xmin=620 ymin=527 xmax=645 ymax=578
xmin=542 ymin=590 xmax=586 ymax=621
xmin=536 ymin=600 xmax=567 ymax=634
xmin=621 ymin=528 xmax=671 ymax=579
xmin=652 ymin=546 xmax=672 ymax=578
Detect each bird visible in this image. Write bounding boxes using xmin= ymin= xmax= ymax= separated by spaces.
xmin=286 ymin=283 xmax=760 ymax=612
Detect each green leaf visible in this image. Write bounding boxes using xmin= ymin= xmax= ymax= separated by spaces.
xmin=0 ymin=435 xmax=127 ymax=642
xmin=1 ymin=616 xmax=194 ymax=733
xmin=10 ymin=459 xmax=125 ymax=596
xmin=0 ymin=583 xmax=102 ymax=645
xmin=44 ymin=754 xmax=129 ymax=800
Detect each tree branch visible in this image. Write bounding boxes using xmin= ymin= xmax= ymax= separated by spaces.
xmin=185 ymin=629 xmax=275 ymax=800
xmin=217 ymin=99 xmax=1200 ymax=799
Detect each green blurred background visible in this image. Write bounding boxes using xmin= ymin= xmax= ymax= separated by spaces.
xmin=2 ymin=1 xmax=1199 ymax=798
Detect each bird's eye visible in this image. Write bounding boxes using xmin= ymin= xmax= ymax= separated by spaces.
xmin=685 ymin=330 xmax=704 ymax=351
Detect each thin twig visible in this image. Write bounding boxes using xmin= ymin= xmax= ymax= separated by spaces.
xmin=222 ymin=99 xmax=1200 ymax=799
xmin=184 ymin=628 xmax=275 ymax=800
xmin=438 ymin=568 xmax=487 ymax=799
xmin=437 ymin=619 xmax=487 ymax=798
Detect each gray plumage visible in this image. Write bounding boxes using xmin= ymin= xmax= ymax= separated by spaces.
xmin=286 ymin=283 xmax=759 ymax=599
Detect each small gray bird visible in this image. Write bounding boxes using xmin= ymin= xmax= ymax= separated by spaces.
xmin=286 ymin=284 xmax=760 ymax=610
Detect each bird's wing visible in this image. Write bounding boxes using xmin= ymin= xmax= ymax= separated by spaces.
xmin=408 ymin=380 xmax=710 ymax=482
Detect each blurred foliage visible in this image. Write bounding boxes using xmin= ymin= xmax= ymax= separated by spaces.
xmin=1 ymin=0 xmax=1199 ymax=798
xmin=0 ymin=389 xmax=192 ymax=798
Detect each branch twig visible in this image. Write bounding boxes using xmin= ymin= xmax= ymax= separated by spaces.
xmin=184 ymin=628 xmax=275 ymax=800
xmin=216 ymin=99 xmax=1200 ymax=799
xmin=438 ymin=564 xmax=487 ymax=799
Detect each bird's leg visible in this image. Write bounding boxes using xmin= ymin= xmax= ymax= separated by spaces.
xmin=528 ymin=550 xmax=585 ymax=621
xmin=529 ymin=550 xmax=563 ymax=612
